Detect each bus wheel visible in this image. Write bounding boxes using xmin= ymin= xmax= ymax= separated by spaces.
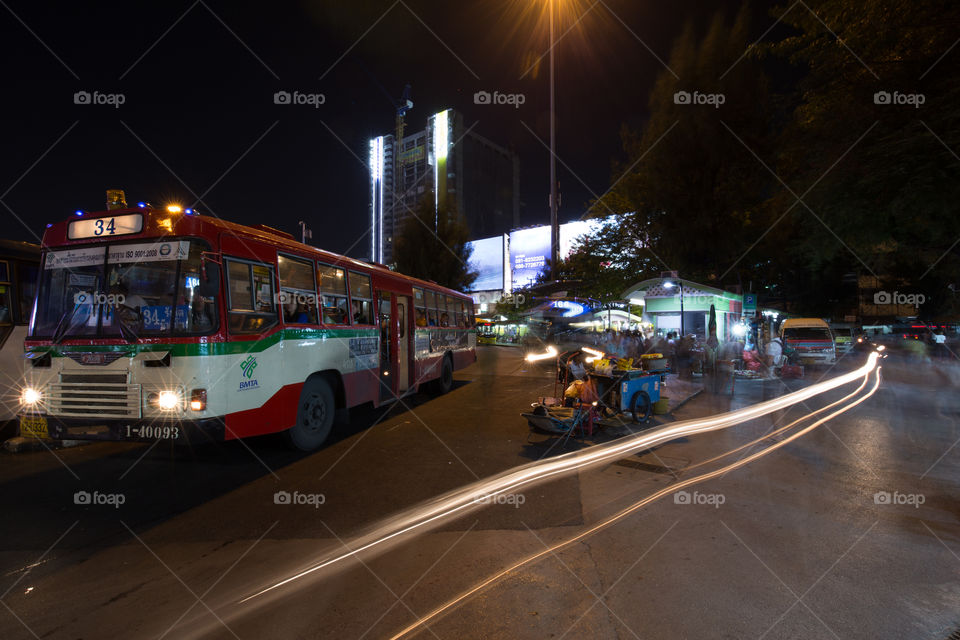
xmin=435 ymin=356 xmax=454 ymax=395
xmin=286 ymin=378 xmax=335 ymax=451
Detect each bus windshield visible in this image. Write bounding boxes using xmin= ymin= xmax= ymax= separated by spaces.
xmin=31 ymin=239 xmax=218 ymax=339
xmin=783 ymin=327 xmax=831 ymax=341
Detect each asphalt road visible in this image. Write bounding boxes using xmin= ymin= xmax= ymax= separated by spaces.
xmin=1 ymin=346 xmax=958 ymax=639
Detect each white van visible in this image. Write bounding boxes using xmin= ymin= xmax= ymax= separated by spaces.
xmin=779 ymin=318 xmax=836 ymax=365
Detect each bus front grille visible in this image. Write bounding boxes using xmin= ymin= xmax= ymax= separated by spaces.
xmin=48 ymin=382 xmax=142 ymax=418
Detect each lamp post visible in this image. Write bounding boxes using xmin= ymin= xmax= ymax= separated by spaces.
xmin=548 ymin=0 xmax=559 ymax=277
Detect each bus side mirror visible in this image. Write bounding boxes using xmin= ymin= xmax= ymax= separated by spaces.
xmin=199 ymin=263 xmax=221 ymax=297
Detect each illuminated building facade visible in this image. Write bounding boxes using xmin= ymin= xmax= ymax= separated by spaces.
xmin=369 ymin=109 xmax=520 ymax=264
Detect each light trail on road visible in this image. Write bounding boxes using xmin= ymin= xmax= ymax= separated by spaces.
xmin=389 ymin=365 xmax=883 ymax=639
xmin=234 ymin=353 xmax=880 ymax=609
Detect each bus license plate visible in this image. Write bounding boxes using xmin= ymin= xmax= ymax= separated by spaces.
xmin=20 ymin=415 xmax=49 ymax=439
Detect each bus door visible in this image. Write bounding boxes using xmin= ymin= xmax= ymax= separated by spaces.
xmin=377 ymin=291 xmax=397 ymax=402
xmin=377 ymin=291 xmax=413 ymax=402
xmin=396 ymin=295 xmax=411 ymax=392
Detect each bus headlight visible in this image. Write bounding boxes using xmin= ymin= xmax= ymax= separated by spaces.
xmin=150 ymin=390 xmax=181 ymax=411
xmin=21 ymin=387 xmax=42 ymax=406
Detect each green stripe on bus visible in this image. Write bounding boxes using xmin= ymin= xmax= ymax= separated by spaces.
xmin=26 ymin=327 xmax=381 ymax=358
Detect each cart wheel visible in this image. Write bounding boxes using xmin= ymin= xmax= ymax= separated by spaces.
xmin=630 ymin=390 xmax=652 ymax=423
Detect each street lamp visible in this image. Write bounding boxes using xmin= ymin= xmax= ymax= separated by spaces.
xmin=663 ymin=280 xmax=684 ymax=337
xmin=548 ymin=0 xmax=559 ymax=277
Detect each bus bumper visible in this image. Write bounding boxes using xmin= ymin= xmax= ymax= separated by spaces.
xmin=36 ymin=415 xmax=226 ymax=445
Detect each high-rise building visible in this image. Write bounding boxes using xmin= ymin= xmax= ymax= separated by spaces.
xmin=369 ymin=109 xmax=519 ymax=265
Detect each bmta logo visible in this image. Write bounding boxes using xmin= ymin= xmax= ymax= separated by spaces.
xmin=240 ymin=355 xmax=258 ymax=379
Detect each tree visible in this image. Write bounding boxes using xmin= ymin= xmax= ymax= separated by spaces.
xmin=545 ymin=219 xmax=654 ymax=301
xmin=393 ymin=197 xmax=477 ymax=291
xmin=591 ymin=5 xmax=776 ymax=288
xmin=758 ymin=0 xmax=960 ymax=317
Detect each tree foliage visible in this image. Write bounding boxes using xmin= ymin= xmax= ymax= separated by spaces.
xmin=567 ymin=0 xmax=960 ymax=319
xmin=591 ymin=5 xmax=774 ymax=288
xmin=393 ymin=197 xmax=477 ymax=291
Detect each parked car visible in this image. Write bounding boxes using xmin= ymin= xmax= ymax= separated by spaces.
xmin=780 ymin=318 xmax=836 ymax=365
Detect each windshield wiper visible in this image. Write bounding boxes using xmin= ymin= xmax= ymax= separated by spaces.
xmin=52 ymin=304 xmax=81 ymax=345
xmin=115 ymin=309 xmax=140 ymax=344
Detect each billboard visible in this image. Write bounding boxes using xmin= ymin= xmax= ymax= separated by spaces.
xmin=467 ymin=235 xmax=505 ymax=291
xmin=560 ymin=218 xmax=606 ymax=258
xmin=509 ymin=226 xmax=551 ymax=289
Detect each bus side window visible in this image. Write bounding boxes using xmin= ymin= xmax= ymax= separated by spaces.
xmin=278 ymin=254 xmax=318 ymax=325
xmin=445 ymin=296 xmax=458 ymax=328
xmin=226 ymin=259 xmax=278 ymax=334
xmin=318 ymin=263 xmax=348 ymax=324
xmin=413 ymin=287 xmax=427 ymax=327
xmin=465 ymin=300 xmax=474 ymax=327
xmin=425 ymin=290 xmax=438 ymax=327
xmin=348 ymin=271 xmax=373 ymax=325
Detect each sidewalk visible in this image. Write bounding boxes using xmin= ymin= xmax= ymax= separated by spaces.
xmin=662 ymin=373 xmax=703 ymax=412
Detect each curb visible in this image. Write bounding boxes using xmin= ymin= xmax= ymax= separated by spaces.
xmin=668 ymin=388 xmax=704 ymax=414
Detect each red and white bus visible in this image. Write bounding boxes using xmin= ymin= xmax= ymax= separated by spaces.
xmin=20 ymin=195 xmax=476 ymax=450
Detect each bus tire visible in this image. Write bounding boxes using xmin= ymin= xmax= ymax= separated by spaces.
xmin=630 ymin=390 xmax=652 ymax=423
xmin=434 ymin=355 xmax=454 ymax=395
xmin=286 ymin=378 xmax=335 ymax=451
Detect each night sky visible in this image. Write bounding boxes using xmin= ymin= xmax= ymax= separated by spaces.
xmin=2 ymin=0 xmax=769 ymax=259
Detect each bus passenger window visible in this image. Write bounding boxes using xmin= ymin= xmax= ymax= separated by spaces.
xmin=318 ymin=263 xmax=348 ymax=324
xmin=278 ymin=254 xmax=318 ymax=325
xmin=348 ymin=271 xmax=373 ymax=325
xmin=413 ymin=287 xmax=427 ymax=327
xmin=425 ymin=290 xmax=439 ymax=326
xmin=226 ymin=259 xmax=278 ymax=334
